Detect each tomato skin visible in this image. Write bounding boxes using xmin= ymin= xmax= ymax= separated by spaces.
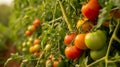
xmin=65 ymin=46 xmax=83 ymax=59
xmin=57 ymin=60 xmax=66 ymax=67
xmin=53 ymin=60 xmax=59 ymax=67
xmin=74 ymin=34 xmax=88 ymax=50
xmin=28 ymin=25 xmax=36 ymax=31
xmin=85 ymin=30 xmax=106 ymax=50
xmin=81 ymin=0 xmax=101 ymax=21
xmin=45 ymin=44 xmax=51 ymax=51
xmin=90 ymin=46 xmax=107 ymax=60
xmin=29 ymin=46 xmax=35 ymax=53
xmin=46 ymin=59 xmax=53 ymax=67
xmin=34 ymin=39 xmax=40 ymax=45
xmin=64 ymin=33 xmax=75 ymax=45
xmin=26 ymin=30 xmax=32 ymax=36
xmin=33 ymin=19 xmax=40 ymax=27
xmin=33 ymin=44 xmax=41 ymax=52
xmin=76 ymin=18 xmax=92 ymax=32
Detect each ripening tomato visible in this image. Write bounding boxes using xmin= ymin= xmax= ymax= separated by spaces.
xmin=53 ymin=60 xmax=59 ymax=67
xmin=74 ymin=34 xmax=88 ymax=50
xmin=28 ymin=25 xmax=36 ymax=31
xmin=76 ymin=18 xmax=92 ymax=32
xmin=110 ymin=10 xmax=120 ymax=18
xmin=33 ymin=44 xmax=41 ymax=52
xmin=34 ymin=51 xmax=42 ymax=57
xmin=65 ymin=46 xmax=83 ymax=59
xmin=33 ymin=19 xmax=40 ymax=27
xmin=26 ymin=30 xmax=32 ymax=36
xmin=29 ymin=46 xmax=35 ymax=53
xmin=85 ymin=30 xmax=106 ymax=50
xmin=64 ymin=33 xmax=76 ymax=45
xmin=81 ymin=0 xmax=102 ymax=21
xmin=46 ymin=59 xmax=53 ymax=67
xmin=34 ymin=39 xmax=40 ymax=45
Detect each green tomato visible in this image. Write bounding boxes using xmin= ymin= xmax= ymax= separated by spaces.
xmin=58 ymin=60 xmax=66 ymax=67
xmin=22 ymin=42 xmax=27 ymax=47
xmin=90 ymin=46 xmax=107 ymax=60
xmin=45 ymin=44 xmax=51 ymax=51
xmin=85 ymin=30 xmax=106 ymax=50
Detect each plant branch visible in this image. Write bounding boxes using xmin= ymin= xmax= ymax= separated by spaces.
xmin=58 ymin=0 xmax=73 ymax=32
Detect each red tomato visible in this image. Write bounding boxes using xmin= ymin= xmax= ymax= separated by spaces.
xmin=34 ymin=39 xmax=40 ymax=45
xmin=26 ymin=30 xmax=32 ymax=36
xmin=33 ymin=19 xmax=40 ymax=27
xmin=65 ymin=46 xmax=83 ymax=59
xmin=81 ymin=0 xmax=102 ymax=22
xmin=74 ymin=34 xmax=88 ymax=50
xmin=64 ymin=33 xmax=76 ymax=45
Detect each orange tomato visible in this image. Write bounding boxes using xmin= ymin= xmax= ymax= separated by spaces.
xmin=33 ymin=19 xmax=40 ymax=27
xmin=29 ymin=46 xmax=35 ymax=53
xmin=26 ymin=30 xmax=32 ymax=36
xmin=34 ymin=39 xmax=40 ymax=45
xmin=53 ymin=60 xmax=59 ymax=67
xmin=77 ymin=18 xmax=92 ymax=32
xmin=74 ymin=34 xmax=88 ymax=50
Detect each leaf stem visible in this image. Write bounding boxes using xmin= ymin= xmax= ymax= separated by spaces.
xmin=58 ymin=0 xmax=73 ymax=32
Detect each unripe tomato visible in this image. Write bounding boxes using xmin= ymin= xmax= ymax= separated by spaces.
xmin=45 ymin=44 xmax=51 ymax=51
xmin=65 ymin=46 xmax=83 ymax=59
xmin=85 ymin=30 xmax=106 ymax=50
xmin=29 ymin=46 xmax=35 ymax=53
xmin=90 ymin=46 xmax=107 ymax=60
xmin=74 ymin=34 xmax=88 ymax=50
xmin=81 ymin=0 xmax=102 ymax=21
xmin=33 ymin=44 xmax=41 ymax=52
xmin=76 ymin=18 xmax=92 ymax=32
xmin=28 ymin=25 xmax=36 ymax=31
xmin=33 ymin=19 xmax=40 ymax=27
xmin=26 ymin=30 xmax=32 ymax=36
xmin=64 ymin=33 xmax=76 ymax=45
xmin=22 ymin=42 xmax=26 ymax=47
xmin=34 ymin=39 xmax=40 ymax=45
xmin=57 ymin=60 xmax=66 ymax=67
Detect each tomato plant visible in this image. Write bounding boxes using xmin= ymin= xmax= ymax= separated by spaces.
xmin=4 ymin=0 xmax=120 ymax=67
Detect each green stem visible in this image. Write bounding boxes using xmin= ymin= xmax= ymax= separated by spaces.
xmin=105 ymin=20 xmax=120 ymax=67
xmin=35 ymin=52 xmax=44 ymax=67
xmin=87 ymin=57 xmax=105 ymax=67
xmin=114 ymin=35 xmax=120 ymax=43
xmin=58 ymin=0 xmax=73 ymax=32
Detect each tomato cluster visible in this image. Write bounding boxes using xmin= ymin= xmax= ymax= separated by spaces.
xmin=25 ymin=19 xmax=41 ymax=36
xmin=64 ymin=0 xmax=108 ymax=61
xmin=45 ymin=54 xmax=66 ymax=67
